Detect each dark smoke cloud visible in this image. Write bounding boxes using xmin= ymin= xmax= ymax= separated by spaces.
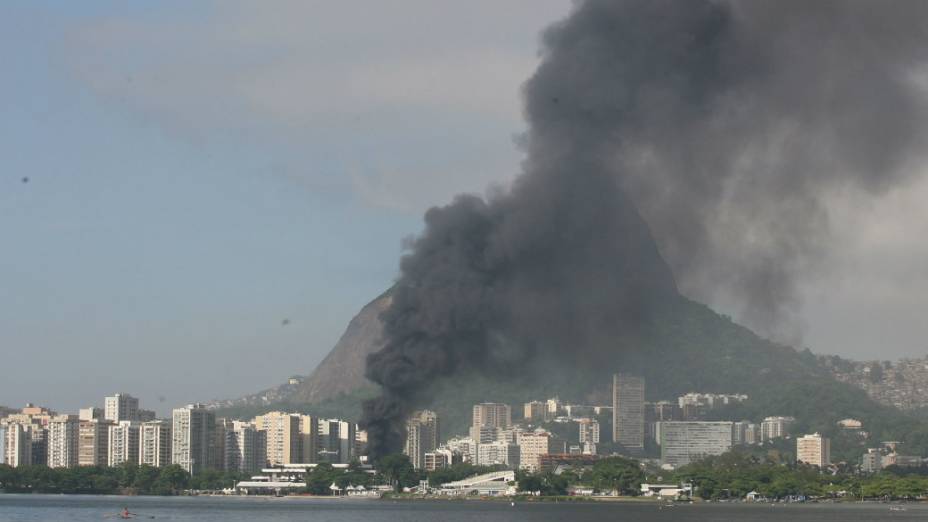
xmin=360 ymin=0 xmax=928 ymax=458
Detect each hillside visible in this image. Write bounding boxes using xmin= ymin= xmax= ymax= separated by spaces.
xmin=218 ymin=287 xmax=928 ymax=457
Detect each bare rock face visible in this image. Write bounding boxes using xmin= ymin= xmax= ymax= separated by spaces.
xmin=291 ymin=292 xmax=391 ymax=403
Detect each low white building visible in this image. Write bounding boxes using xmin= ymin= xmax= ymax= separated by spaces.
xmin=438 ymin=470 xmax=516 ymax=497
xmin=640 ymin=483 xmax=693 ymax=498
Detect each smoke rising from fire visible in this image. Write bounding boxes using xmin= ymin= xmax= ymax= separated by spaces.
xmin=360 ymin=0 xmax=928 ymax=459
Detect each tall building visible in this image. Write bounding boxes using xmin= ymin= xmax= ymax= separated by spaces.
xmin=612 ymin=374 xmax=645 ymax=453
xmin=0 ymin=425 xmax=5 ymax=465
xmin=523 ymin=401 xmax=546 ymax=422
xmin=472 ymin=403 xmax=511 ymax=436
xmin=861 ymin=448 xmax=882 ymax=473
xmin=172 ymin=404 xmax=216 ymax=475
xmin=577 ymin=418 xmax=600 ymax=445
xmin=139 ymin=420 xmax=172 ymax=468
xmin=796 ymin=433 xmax=831 ymax=468
xmin=47 ymin=415 xmax=80 ymax=468
xmin=299 ymin=415 xmax=317 ymax=464
xmin=2 ymin=422 xmax=32 ymax=467
xmin=104 ymin=394 xmax=140 ymax=422
xmin=660 ymin=421 xmax=734 ymax=468
xmin=760 ymin=416 xmax=794 ymax=441
xmin=79 ymin=408 xmax=102 ymax=421
xmin=108 ymin=421 xmax=141 ymax=467
xmin=254 ymin=412 xmax=302 ymax=466
xmin=477 ymin=440 xmax=520 ymax=468
xmin=224 ymin=421 xmax=266 ymax=473
xmin=404 ymin=410 xmax=440 ymax=470
xmin=445 ymin=437 xmax=477 ymax=464
xmin=28 ymin=425 xmax=48 ymax=467
xmin=78 ymin=419 xmax=111 ymax=467
xmin=305 ymin=418 xmax=356 ymax=464
xmin=518 ymin=431 xmax=558 ymax=473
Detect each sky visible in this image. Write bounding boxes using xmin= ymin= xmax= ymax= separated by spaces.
xmin=2 ymin=1 xmax=926 ymax=416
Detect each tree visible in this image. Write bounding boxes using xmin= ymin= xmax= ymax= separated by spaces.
xmin=376 ymin=454 xmax=419 ymax=491
xmin=589 ymin=457 xmax=645 ymax=495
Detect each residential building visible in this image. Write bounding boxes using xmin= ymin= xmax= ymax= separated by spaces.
xmin=254 ymin=411 xmax=302 ymax=466
xmin=472 ymin=403 xmax=511 ymax=438
xmin=546 ymin=398 xmax=562 ymax=419
xmin=660 ymin=421 xmax=733 ymax=468
xmin=140 ymin=420 xmax=172 ymax=468
xmin=104 ymin=394 xmax=139 ymax=422
xmin=2 ymin=422 xmax=32 ymax=467
xmin=79 ymin=408 xmax=103 ymax=421
xmin=28 ymin=426 xmax=48 ymax=467
xmin=862 ymin=448 xmax=882 ymax=473
xmin=299 ymin=415 xmax=317 ymax=464
xmin=477 ymin=440 xmax=520 ymax=468
xmin=796 ymin=433 xmax=831 ymax=468
xmin=172 ymin=404 xmax=216 ymax=475
xmin=424 ymin=448 xmax=456 ymax=471
xmin=314 ymin=418 xmax=356 ymax=464
xmin=47 ymin=415 xmax=80 ymax=468
xmin=760 ymin=416 xmax=795 ymax=441
xmin=222 ymin=421 xmax=263 ymax=473
xmin=577 ymin=418 xmax=600 ymax=445
xmin=470 ymin=424 xmax=499 ymax=444
xmin=613 ymin=374 xmax=645 ymax=453
xmin=404 ymin=410 xmax=440 ymax=470
xmin=523 ymin=401 xmax=546 ymax=422
xmin=138 ymin=410 xmax=157 ymax=422
xmin=78 ymin=419 xmax=111 ymax=466
xmin=0 ymin=425 xmax=5 ymax=465
xmin=518 ymin=431 xmax=560 ymax=473
xmin=108 ymin=421 xmax=141 ymax=467
xmin=732 ymin=421 xmax=758 ymax=446
xmin=445 ymin=437 xmax=477 ymax=463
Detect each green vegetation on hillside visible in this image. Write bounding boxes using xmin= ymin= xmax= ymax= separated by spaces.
xmin=221 ymin=294 xmax=928 ymax=463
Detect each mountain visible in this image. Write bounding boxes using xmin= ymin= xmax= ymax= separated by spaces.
xmin=290 ymin=290 xmax=391 ymax=404
xmin=218 ymin=283 xmax=928 ymax=459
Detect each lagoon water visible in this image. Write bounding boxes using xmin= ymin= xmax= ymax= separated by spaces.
xmin=0 ymin=495 xmax=926 ymax=522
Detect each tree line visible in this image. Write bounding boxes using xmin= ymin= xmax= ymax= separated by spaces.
xmin=0 ymin=463 xmax=248 ymax=495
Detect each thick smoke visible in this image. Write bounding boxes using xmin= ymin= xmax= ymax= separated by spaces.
xmin=360 ymin=0 xmax=928 ymax=459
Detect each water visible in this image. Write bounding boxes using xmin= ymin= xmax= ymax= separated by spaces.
xmin=0 ymin=494 xmax=925 ymax=522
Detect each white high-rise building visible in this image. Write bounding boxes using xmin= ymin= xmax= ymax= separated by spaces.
xmin=0 ymin=425 xmax=5 ymax=465
xmin=314 ymin=418 xmax=356 ymax=464
xmin=445 ymin=437 xmax=477 ymax=463
xmin=172 ymin=404 xmax=216 ymax=475
xmin=613 ymin=374 xmax=645 ymax=453
xmin=47 ymin=415 xmax=80 ymax=468
xmin=140 ymin=420 xmax=172 ymax=468
xmin=78 ymin=419 xmax=111 ymax=467
xmin=104 ymin=394 xmax=140 ymax=422
xmin=108 ymin=421 xmax=140 ymax=467
xmin=660 ymin=421 xmax=734 ymax=468
xmin=225 ymin=421 xmax=266 ymax=473
xmin=796 ymin=433 xmax=831 ymax=468
xmin=472 ymin=403 xmax=511 ymax=437
xmin=404 ymin=410 xmax=439 ymax=470
xmin=2 ymin=422 xmax=32 ymax=467
xmin=760 ymin=416 xmax=795 ymax=441
xmin=477 ymin=440 xmax=520 ymax=468
xmin=577 ymin=418 xmax=600 ymax=444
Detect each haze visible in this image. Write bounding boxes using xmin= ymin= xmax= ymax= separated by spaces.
xmin=2 ymin=1 xmax=927 ymax=416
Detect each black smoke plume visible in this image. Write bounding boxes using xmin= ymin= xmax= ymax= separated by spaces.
xmin=360 ymin=0 xmax=928 ymax=459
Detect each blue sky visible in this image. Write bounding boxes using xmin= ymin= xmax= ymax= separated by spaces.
xmin=3 ymin=1 xmax=927 ymax=416
xmin=0 ymin=1 xmax=571 ymax=414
